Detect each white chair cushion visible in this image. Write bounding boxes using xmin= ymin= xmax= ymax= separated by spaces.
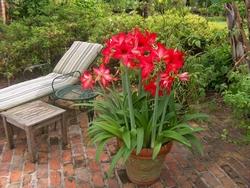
xmin=53 ymin=41 xmax=103 ymax=76
xmin=0 ymin=73 xmax=77 ymax=111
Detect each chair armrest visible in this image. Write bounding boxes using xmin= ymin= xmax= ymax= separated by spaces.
xmin=23 ymin=63 xmax=52 ymax=79
xmin=51 ymin=71 xmax=81 ymax=95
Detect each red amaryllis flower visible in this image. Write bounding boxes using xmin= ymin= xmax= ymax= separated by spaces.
xmin=111 ymin=32 xmax=127 ymax=46
xmin=145 ymin=30 xmax=157 ymax=45
xmin=102 ymin=40 xmax=114 ymax=64
xmin=160 ymin=72 xmax=174 ymax=94
xmin=113 ymin=45 xmax=135 ymax=68
xmin=139 ymin=54 xmax=155 ymax=79
xmin=144 ymin=79 xmax=163 ymax=96
xmin=178 ymin=72 xmax=189 ymax=82
xmin=93 ymin=64 xmax=113 ymax=87
xmin=130 ymin=28 xmax=156 ymax=56
xmin=80 ymin=71 xmax=94 ymax=89
xmin=153 ymin=43 xmax=169 ymax=62
xmin=165 ymin=49 xmax=184 ymax=73
xmin=102 ymin=32 xmax=127 ymax=64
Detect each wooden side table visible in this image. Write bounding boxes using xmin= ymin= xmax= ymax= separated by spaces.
xmin=1 ymin=100 xmax=66 ymax=162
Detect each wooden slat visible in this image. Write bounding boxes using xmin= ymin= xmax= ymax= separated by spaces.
xmin=1 ymin=101 xmax=65 ymax=127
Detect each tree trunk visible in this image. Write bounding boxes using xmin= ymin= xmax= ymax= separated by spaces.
xmin=1 ymin=0 xmax=6 ymax=24
xmin=139 ymin=0 xmax=152 ymax=18
xmin=225 ymin=2 xmax=250 ymax=70
xmin=245 ymin=0 xmax=250 ymax=40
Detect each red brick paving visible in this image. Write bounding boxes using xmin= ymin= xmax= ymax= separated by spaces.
xmin=0 ymin=108 xmax=249 ymax=188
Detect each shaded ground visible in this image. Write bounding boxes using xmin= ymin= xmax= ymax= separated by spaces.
xmin=0 ymin=92 xmax=249 ymax=187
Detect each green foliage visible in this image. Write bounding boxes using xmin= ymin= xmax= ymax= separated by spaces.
xmin=223 ymin=66 xmax=250 ymax=117
xmin=90 ymin=10 xmax=227 ymax=53
xmin=103 ymin=0 xmax=139 ymax=13
xmin=175 ymin=43 xmax=231 ymax=104
xmin=89 ymin=13 xmax=145 ymax=43
xmin=146 ymin=11 xmax=210 ymax=51
xmin=206 ymin=0 xmax=245 ymax=17
xmin=223 ymin=65 xmax=250 ymax=142
xmin=154 ymin=0 xmax=186 ymax=13
xmin=1 ymin=4 xmax=229 ymax=106
xmin=0 ymin=2 xmax=110 ymax=77
xmin=7 ymin=0 xmax=50 ymax=20
xmin=88 ymin=88 xmax=206 ymax=174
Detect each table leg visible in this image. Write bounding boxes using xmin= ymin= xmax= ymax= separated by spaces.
xmin=60 ymin=114 xmax=68 ymax=148
xmin=87 ymin=108 xmax=94 ymax=124
xmin=26 ymin=128 xmax=36 ymax=162
xmin=2 ymin=116 xmax=14 ymax=149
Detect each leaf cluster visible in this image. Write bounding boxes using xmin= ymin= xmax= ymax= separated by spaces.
xmin=87 ymin=88 xmax=207 ymax=175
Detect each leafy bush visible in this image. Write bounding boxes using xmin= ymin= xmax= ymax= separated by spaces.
xmin=223 ymin=65 xmax=250 ymax=141
xmin=175 ymin=43 xmax=231 ymax=104
xmin=90 ymin=10 xmax=227 ymax=53
xmin=89 ymin=13 xmax=145 ymax=43
xmin=0 ymin=6 xmax=229 ymax=106
xmin=0 ymin=2 xmax=110 ymax=77
xmin=7 ymin=0 xmax=50 ymax=20
xmin=207 ymin=3 xmax=224 ymax=16
xmin=223 ymin=66 xmax=250 ymax=117
xmin=206 ymin=1 xmax=245 ymax=17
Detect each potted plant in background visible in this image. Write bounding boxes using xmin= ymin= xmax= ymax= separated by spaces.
xmin=80 ymin=28 xmax=207 ymax=185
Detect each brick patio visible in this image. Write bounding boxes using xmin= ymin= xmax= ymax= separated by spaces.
xmin=0 ymin=108 xmax=249 ymax=188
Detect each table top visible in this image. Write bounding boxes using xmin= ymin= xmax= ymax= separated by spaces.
xmin=55 ymin=84 xmax=98 ymax=101
xmin=1 ymin=101 xmax=65 ymax=127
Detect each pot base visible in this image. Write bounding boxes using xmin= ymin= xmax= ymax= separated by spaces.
xmin=117 ymin=168 xmax=159 ymax=186
xmin=125 ymin=142 xmax=173 ymax=186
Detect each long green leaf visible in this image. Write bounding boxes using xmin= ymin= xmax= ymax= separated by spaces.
xmin=185 ymin=134 xmax=204 ymax=155
xmin=95 ymin=122 xmax=121 ymax=137
xmin=96 ymin=140 xmax=108 ymax=161
xmin=183 ymin=113 xmax=209 ymax=122
xmin=152 ymin=141 xmax=162 ymax=160
xmin=122 ymin=130 xmax=131 ymax=148
xmin=92 ymin=133 xmax=112 ymax=143
xmin=160 ymin=130 xmax=191 ymax=147
xmin=170 ymin=123 xmax=204 ymax=135
xmin=108 ymin=146 xmax=126 ymax=177
xmin=136 ymin=127 xmax=144 ymax=154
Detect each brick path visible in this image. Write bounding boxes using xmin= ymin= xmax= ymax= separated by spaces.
xmin=0 ymin=107 xmax=249 ymax=188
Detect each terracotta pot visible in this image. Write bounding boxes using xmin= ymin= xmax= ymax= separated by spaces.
xmin=125 ymin=142 xmax=173 ymax=185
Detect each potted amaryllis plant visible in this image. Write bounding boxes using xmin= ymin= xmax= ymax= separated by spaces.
xmin=80 ymin=28 xmax=207 ymax=185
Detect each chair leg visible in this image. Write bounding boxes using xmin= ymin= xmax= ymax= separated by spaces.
xmin=26 ymin=128 xmax=36 ymax=162
xmin=61 ymin=114 xmax=67 ymax=148
xmin=2 ymin=116 xmax=14 ymax=149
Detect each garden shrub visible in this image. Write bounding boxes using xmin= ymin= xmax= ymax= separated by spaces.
xmin=223 ymin=66 xmax=250 ymax=117
xmin=223 ymin=65 xmax=250 ymax=141
xmin=175 ymin=43 xmax=231 ymax=104
xmin=89 ymin=13 xmax=145 ymax=43
xmin=146 ymin=11 xmax=227 ymax=54
xmin=0 ymin=5 xmax=230 ymax=105
xmin=0 ymin=2 xmax=110 ymax=78
xmin=90 ymin=10 xmax=227 ymax=54
xmin=7 ymin=0 xmax=50 ymax=20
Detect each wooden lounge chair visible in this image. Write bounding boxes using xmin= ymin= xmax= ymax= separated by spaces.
xmin=0 ymin=41 xmax=103 ymax=112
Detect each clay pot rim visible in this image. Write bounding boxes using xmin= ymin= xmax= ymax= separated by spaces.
xmin=130 ymin=142 xmax=173 ymax=158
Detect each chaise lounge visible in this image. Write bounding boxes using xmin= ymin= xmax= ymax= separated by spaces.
xmin=0 ymin=41 xmax=103 ymax=112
